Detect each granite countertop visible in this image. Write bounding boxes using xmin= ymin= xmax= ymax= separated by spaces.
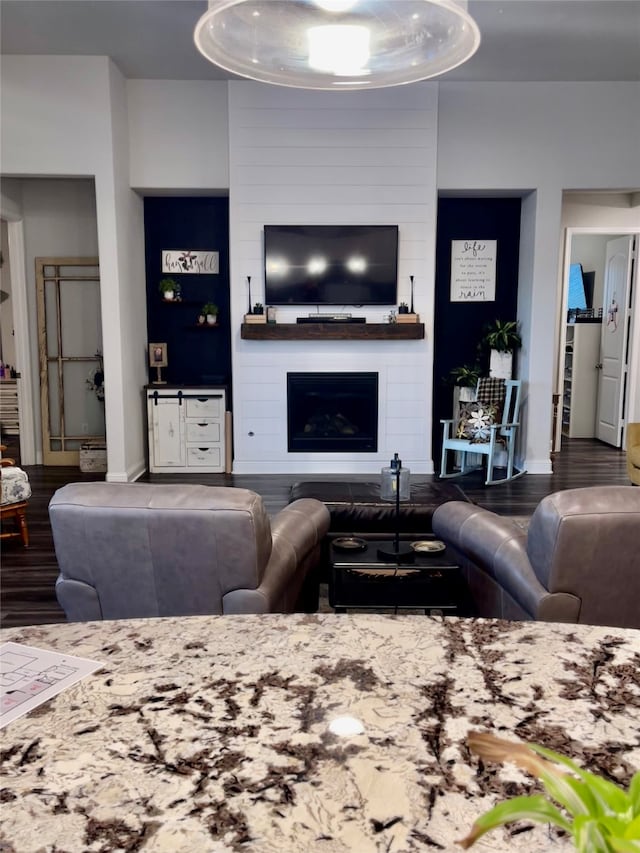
xmin=2 ymin=615 xmax=639 ymax=852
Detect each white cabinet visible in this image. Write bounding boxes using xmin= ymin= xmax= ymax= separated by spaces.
xmin=147 ymin=387 xmax=226 ymax=473
xmin=562 ymin=324 xmax=601 ymax=438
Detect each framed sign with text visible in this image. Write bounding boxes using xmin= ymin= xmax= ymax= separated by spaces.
xmin=162 ymin=250 xmax=219 ymax=274
xmin=450 ymin=240 xmax=497 ymax=302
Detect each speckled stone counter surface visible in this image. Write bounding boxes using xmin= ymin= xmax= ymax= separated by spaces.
xmin=2 ymin=615 xmax=639 ymax=852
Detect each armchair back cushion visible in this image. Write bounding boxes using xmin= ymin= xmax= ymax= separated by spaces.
xmin=50 ymin=482 xmax=329 ymax=620
xmin=526 ymin=486 xmax=640 ymax=628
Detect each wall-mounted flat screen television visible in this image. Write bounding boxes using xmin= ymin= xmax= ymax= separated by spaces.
xmin=264 ymin=224 xmax=398 ymax=306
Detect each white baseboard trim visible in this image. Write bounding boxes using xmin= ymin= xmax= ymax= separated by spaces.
xmin=106 ymin=459 xmax=147 ymax=483
xmin=523 ymin=458 xmax=553 ymax=475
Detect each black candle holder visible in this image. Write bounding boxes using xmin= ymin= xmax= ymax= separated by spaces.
xmin=409 ymin=275 xmax=415 ymax=313
xmin=377 ymin=463 xmax=414 ymax=563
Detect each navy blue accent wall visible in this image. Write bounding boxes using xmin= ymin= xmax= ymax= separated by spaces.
xmin=432 ymin=197 xmax=521 ymax=461
xmin=144 ymin=196 xmax=231 ymax=391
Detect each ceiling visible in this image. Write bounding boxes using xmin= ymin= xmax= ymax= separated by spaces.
xmin=1 ymin=1 xmax=639 ymax=83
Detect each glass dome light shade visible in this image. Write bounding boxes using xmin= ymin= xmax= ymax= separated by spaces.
xmin=194 ymin=0 xmax=481 ymax=91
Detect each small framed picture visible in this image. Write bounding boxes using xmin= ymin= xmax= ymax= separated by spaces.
xmin=149 ymin=342 xmax=168 ymax=368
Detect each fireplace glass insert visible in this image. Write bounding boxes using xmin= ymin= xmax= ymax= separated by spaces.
xmin=287 ymin=372 xmax=378 ymax=453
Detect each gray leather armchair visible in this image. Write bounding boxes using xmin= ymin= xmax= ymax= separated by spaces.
xmin=50 ymin=482 xmax=330 ymax=621
xmin=432 ymin=486 xmax=640 ymax=628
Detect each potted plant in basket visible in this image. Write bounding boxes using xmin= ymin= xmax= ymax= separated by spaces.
xmin=201 ymin=302 xmax=218 ymax=325
xmin=480 ymin=319 xmax=521 ymax=379
xmin=159 ymin=277 xmax=180 ymax=301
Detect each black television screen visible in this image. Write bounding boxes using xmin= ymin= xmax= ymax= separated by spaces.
xmin=264 ymin=224 xmax=398 ymax=306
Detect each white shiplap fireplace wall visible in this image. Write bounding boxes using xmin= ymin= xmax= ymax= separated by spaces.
xmin=228 ymin=82 xmax=438 ymax=474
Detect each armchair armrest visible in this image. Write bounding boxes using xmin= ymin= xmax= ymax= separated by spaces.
xmin=223 ymin=498 xmax=330 ymax=614
xmin=432 ymin=502 xmax=567 ymax=619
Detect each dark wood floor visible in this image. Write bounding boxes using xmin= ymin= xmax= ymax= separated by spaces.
xmin=1 ymin=438 xmax=629 ymax=629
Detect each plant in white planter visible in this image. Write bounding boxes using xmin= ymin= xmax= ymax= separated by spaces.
xmin=447 ymin=364 xmax=481 ymax=403
xmin=481 ymin=319 xmax=521 ymax=379
xmin=202 ymin=302 xmax=218 ymax=324
xmin=159 ymin=277 xmax=180 ymax=301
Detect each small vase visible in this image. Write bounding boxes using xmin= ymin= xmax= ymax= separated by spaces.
xmin=198 ymin=314 xmax=205 ymax=325
xmin=163 ymin=291 xmax=174 ymax=301
xmin=206 ymin=314 xmax=217 ymax=325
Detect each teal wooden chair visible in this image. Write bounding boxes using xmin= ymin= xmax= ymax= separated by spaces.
xmin=439 ymin=378 xmax=526 ymax=486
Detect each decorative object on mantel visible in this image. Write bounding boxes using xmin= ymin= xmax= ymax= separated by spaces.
xmin=148 ymin=342 xmax=167 ymax=384
xmin=246 ymin=275 xmax=252 ymax=314
xmin=194 ymin=1 xmax=480 ymax=91
xmin=158 ymin=277 xmax=180 ymax=301
xmin=398 ymin=302 xmax=409 ymax=314
xmin=245 ymin=301 xmax=267 ymax=324
xmin=378 ymin=453 xmax=414 ymax=563
xmin=396 ymin=312 xmax=420 ymax=324
xmin=201 ymin=302 xmax=218 ymax=325
xmin=409 ymin=274 xmax=415 ymax=313
xmin=267 ymin=306 xmax=277 ymax=324
xmin=480 ymin=319 xmax=521 ymax=380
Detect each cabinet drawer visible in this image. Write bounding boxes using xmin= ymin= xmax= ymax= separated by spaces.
xmin=186 ymin=396 xmax=224 ymax=419
xmin=187 ymin=446 xmax=222 ymax=467
xmin=185 ymin=421 xmax=220 ymax=443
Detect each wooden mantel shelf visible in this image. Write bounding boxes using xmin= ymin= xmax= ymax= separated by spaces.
xmin=240 ymin=322 xmax=425 ymax=340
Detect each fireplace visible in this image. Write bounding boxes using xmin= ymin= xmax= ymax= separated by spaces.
xmin=287 ymin=372 xmax=378 ymax=453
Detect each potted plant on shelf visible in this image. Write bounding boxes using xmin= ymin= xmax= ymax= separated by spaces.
xmin=480 ymin=319 xmax=521 ymax=379
xmin=398 ymin=301 xmax=409 ymax=314
xmin=252 ymin=302 xmax=264 ymax=315
xmin=159 ymin=277 xmax=180 ymax=301
xmin=201 ymin=302 xmax=218 ymax=325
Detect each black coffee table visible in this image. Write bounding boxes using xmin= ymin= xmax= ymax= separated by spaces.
xmin=329 ymin=539 xmax=469 ymax=615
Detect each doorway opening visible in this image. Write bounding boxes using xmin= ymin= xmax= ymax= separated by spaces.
xmin=555 ymin=227 xmax=638 ymax=453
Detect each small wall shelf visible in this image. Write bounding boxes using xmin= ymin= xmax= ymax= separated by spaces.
xmin=240 ymin=322 xmax=425 ymax=340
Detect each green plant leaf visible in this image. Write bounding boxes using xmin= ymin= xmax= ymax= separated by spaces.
xmin=456 ymin=795 xmax=571 ymax=849
xmin=610 ymin=840 xmax=640 ymax=852
xmin=629 ymin=773 xmax=640 ymax=817
xmin=623 ymin=814 xmax=640 ymax=838
xmin=532 ymin=746 xmax=630 ymax=815
xmin=538 ymin=769 xmax=594 ymax=819
xmin=572 ymin=815 xmax=615 ymax=853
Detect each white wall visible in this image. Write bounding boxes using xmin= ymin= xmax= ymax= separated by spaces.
xmin=438 ymin=81 xmax=640 ymax=473
xmin=228 ymin=82 xmax=438 ymax=473
xmin=3 ymin=62 xmax=639 ymax=477
xmin=128 ymin=80 xmax=229 ymax=191
xmin=0 ymin=56 xmax=147 ymax=480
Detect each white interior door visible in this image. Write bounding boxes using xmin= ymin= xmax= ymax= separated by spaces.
xmin=596 ymin=236 xmax=634 ymax=447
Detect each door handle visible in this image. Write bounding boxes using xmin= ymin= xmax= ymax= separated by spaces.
xmin=595 ymin=363 xmax=603 ymax=370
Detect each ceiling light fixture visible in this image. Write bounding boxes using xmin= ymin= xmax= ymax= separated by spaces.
xmin=194 ymin=0 xmax=481 ymax=91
